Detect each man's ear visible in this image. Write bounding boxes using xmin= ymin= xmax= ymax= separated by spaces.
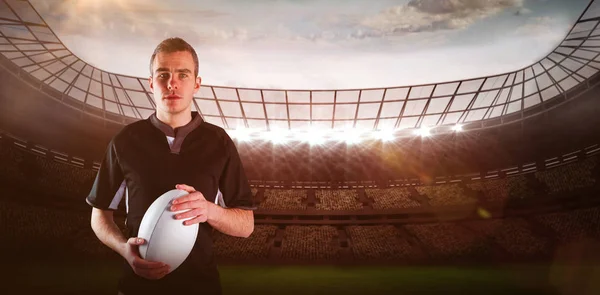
xmin=148 ymin=76 xmax=154 ymax=92
xmin=194 ymin=76 xmax=202 ymax=93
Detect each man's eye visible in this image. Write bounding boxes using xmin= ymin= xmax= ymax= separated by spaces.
xmin=158 ymin=73 xmax=169 ymax=79
xmin=179 ymin=73 xmax=188 ymax=79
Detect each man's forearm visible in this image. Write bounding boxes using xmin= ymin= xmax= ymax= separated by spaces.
xmin=208 ymin=207 xmax=254 ymax=238
xmin=90 ymin=208 xmax=128 ymax=257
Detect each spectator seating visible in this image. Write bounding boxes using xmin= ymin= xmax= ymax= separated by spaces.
xmin=212 ymin=225 xmax=277 ymax=260
xmin=463 ymin=218 xmax=552 ymax=256
xmin=280 ymin=225 xmax=339 ymax=261
xmin=366 ymin=187 xmax=421 ymax=209
xmin=259 ymin=189 xmax=307 ymax=210
xmin=315 ymin=189 xmax=362 ymax=210
xmin=415 ymin=184 xmax=477 ymax=206
xmin=404 ymin=223 xmax=493 ymax=259
xmin=346 ymin=225 xmax=417 ymax=260
xmin=468 ymin=175 xmax=537 ymax=202
xmin=533 ymin=206 xmax=600 ymax=244
xmin=535 ymin=157 xmax=598 ymax=194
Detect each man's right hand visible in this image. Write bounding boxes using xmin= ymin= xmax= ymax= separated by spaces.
xmin=122 ymin=237 xmax=170 ymax=280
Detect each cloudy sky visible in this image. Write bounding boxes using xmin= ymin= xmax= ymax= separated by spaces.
xmin=30 ymin=0 xmax=588 ymax=89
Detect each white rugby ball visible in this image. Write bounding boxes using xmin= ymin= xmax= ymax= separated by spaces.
xmin=137 ymin=189 xmax=199 ymax=273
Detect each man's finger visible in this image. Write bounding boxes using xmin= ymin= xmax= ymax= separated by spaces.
xmin=172 ymin=199 xmax=206 ymax=212
xmin=138 ymin=265 xmax=170 ymax=278
xmin=172 ymin=191 xmax=206 ymax=205
xmin=133 ymin=260 xmax=165 ymax=270
xmin=150 ymin=266 xmax=170 ymax=277
xmin=138 ymin=270 xmax=168 ymax=280
xmin=175 ymin=184 xmax=196 ymax=193
xmin=182 ymin=215 xmax=208 ymax=226
xmin=173 ymin=208 xmax=203 ymax=220
xmin=127 ymin=237 xmax=145 ymax=245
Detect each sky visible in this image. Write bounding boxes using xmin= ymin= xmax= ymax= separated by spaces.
xmin=29 ymin=0 xmax=589 ymax=90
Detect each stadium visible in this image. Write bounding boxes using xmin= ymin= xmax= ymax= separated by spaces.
xmin=1 ymin=0 xmax=599 ymax=294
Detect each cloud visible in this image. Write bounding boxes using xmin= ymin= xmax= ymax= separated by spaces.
xmin=30 ymin=0 xmax=227 ymax=38
xmin=512 ymin=16 xmax=569 ymax=60
xmin=515 ymin=7 xmax=532 ymax=16
xmin=360 ymin=0 xmax=524 ymax=33
xmin=25 ymin=0 xmax=573 ymax=90
xmin=515 ymin=16 xmax=558 ymax=35
xmin=28 ymin=0 xmax=476 ymax=50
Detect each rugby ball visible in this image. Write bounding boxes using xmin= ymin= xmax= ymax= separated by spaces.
xmin=137 ymin=189 xmax=199 ymax=273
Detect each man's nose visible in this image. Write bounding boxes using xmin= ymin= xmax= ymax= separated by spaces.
xmin=167 ymin=77 xmax=178 ymax=90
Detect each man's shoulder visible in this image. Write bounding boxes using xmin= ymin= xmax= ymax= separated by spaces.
xmin=111 ymin=118 xmax=153 ymax=145
xmin=197 ymin=120 xmax=231 ymax=141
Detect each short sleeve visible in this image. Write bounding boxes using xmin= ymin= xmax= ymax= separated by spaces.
xmin=86 ymin=139 xmax=126 ymax=211
xmin=218 ymin=133 xmax=257 ymax=210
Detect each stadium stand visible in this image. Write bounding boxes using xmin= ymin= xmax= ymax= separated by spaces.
xmin=346 ymin=225 xmax=419 ymax=261
xmin=534 ymin=206 xmax=600 ymax=244
xmin=467 ymin=175 xmax=537 ymax=202
xmin=0 ymin=140 xmax=26 ymax=184
xmin=315 ymin=189 xmax=363 ymax=210
xmin=463 ymin=218 xmax=552 ymax=257
xmin=259 ymin=189 xmax=307 ymax=210
xmin=33 ymin=155 xmax=96 ymax=198
xmin=0 ymin=195 xmax=124 ymax=260
xmin=212 ymin=225 xmax=277 ymax=261
xmin=2 ymin=183 xmax=600 ymax=264
xmin=535 ymin=157 xmax=598 ymax=194
xmin=280 ymin=225 xmax=339 ymax=261
xmin=0 ymin=138 xmax=95 ymax=202
xmin=404 ymin=223 xmax=494 ymax=260
xmin=366 ymin=187 xmax=422 ymax=209
xmin=1 ymin=131 xmax=600 ymax=264
xmin=415 ymin=184 xmax=478 ymax=206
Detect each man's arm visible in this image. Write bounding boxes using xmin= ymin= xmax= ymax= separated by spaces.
xmin=171 ymin=184 xmax=254 ymax=238
xmin=90 ymin=208 xmax=170 ymax=279
xmin=90 ymin=208 xmax=128 ymax=256
xmin=208 ymin=206 xmax=254 ymax=238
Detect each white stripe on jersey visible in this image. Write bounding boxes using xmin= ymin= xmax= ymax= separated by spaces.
xmin=108 ymin=180 xmax=127 ymax=210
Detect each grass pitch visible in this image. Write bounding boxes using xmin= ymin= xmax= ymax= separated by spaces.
xmin=7 ymin=258 xmax=600 ymax=295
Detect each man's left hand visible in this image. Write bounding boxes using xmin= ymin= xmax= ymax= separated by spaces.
xmin=170 ymin=184 xmax=217 ymax=225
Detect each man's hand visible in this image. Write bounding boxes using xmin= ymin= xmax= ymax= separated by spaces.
xmin=171 ymin=184 xmax=218 ymax=225
xmin=122 ymin=237 xmax=170 ymax=280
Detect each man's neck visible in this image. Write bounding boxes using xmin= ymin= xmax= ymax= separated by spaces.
xmin=156 ymin=111 xmax=192 ymax=130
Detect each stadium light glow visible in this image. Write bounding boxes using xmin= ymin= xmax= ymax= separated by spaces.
xmin=373 ymin=129 xmax=395 ymax=142
xmin=261 ymin=127 xmax=291 ymax=145
xmin=291 ymin=130 xmax=312 ymax=144
xmin=452 ymin=124 xmax=463 ymax=132
xmin=345 ymin=132 xmax=362 ymax=145
xmin=305 ymin=128 xmax=327 ymax=146
xmin=227 ymin=126 xmax=463 ymax=143
xmin=334 ymin=128 xmax=364 ymax=145
xmin=228 ymin=127 xmax=253 ymax=142
xmin=414 ymin=126 xmax=431 ymax=137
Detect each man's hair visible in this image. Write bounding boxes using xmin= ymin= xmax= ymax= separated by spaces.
xmin=149 ymin=37 xmax=199 ymax=77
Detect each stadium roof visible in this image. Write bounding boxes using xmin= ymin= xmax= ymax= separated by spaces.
xmin=29 ymin=0 xmax=585 ymax=90
xmin=1 ymin=0 xmax=600 ymax=142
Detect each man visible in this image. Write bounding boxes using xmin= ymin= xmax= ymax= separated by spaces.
xmin=86 ymin=37 xmax=255 ymax=295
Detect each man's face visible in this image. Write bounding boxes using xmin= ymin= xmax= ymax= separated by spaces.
xmin=149 ymin=51 xmax=200 ymax=116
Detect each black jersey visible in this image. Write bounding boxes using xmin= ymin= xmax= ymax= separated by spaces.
xmin=86 ymin=112 xmax=255 ymax=295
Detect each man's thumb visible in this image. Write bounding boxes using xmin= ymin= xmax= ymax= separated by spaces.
xmin=129 ymin=237 xmax=145 ymax=245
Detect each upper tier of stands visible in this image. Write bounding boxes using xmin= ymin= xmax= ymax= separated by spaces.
xmin=1 ymin=132 xmax=598 ymax=213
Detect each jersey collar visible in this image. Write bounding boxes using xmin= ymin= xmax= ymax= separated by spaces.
xmin=149 ymin=111 xmax=203 ymax=154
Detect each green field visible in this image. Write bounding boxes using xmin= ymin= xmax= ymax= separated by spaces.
xmin=7 ymin=259 xmax=600 ymax=295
